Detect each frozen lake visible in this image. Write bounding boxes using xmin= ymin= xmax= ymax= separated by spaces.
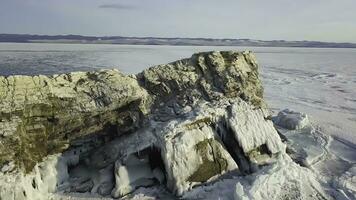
xmin=0 ymin=43 xmax=355 ymax=144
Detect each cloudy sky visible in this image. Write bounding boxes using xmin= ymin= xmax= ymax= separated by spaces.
xmin=0 ymin=0 xmax=355 ymax=42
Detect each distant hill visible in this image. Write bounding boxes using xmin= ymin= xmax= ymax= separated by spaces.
xmin=1 ymin=34 xmax=356 ymax=48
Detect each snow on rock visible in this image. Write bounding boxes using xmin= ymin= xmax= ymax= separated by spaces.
xmin=182 ymin=153 xmax=332 ymax=200
xmin=233 ymin=154 xmax=331 ymax=200
xmin=103 ymin=98 xmax=278 ymax=197
xmin=160 ymin=118 xmax=239 ymax=196
xmin=228 ymin=101 xmax=285 ymax=155
xmin=273 ymin=109 xmax=310 ymax=130
xmin=183 ymin=176 xmax=239 ymax=200
xmin=0 ymin=154 xmax=75 ymax=200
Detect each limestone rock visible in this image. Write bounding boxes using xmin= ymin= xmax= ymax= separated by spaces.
xmin=140 ymin=51 xmax=264 ymax=109
xmin=0 ymin=69 xmax=148 ymax=172
xmin=0 ymin=51 xmax=319 ymax=200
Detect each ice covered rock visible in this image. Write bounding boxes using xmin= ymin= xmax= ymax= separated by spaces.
xmin=0 ymin=51 xmax=328 ymax=200
xmin=182 ymin=149 xmax=332 ymax=200
xmin=273 ymin=109 xmax=310 ymax=130
xmin=0 ymin=154 xmax=74 ymax=200
xmin=233 ymin=154 xmax=331 ymax=200
xmin=112 ymin=155 xmax=156 ymax=198
xmin=276 ymin=126 xmax=327 ymax=167
xmin=84 ymin=98 xmax=280 ymax=197
xmin=160 ymin=118 xmax=239 ymax=195
xmin=228 ymin=101 xmax=284 ymax=155
xmin=95 ymin=165 xmax=115 ymax=196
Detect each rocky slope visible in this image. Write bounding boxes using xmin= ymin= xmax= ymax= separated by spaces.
xmin=0 ymin=51 xmax=333 ymax=199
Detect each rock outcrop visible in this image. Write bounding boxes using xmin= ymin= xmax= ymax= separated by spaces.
xmin=0 ymin=51 xmax=330 ymax=200
xmin=0 ymin=70 xmax=148 ymax=173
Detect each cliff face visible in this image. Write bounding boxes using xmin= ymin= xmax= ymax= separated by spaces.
xmin=0 ymin=51 xmax=329 ymax=200
xmin=0 ymin=70 xmax=148 ymax=173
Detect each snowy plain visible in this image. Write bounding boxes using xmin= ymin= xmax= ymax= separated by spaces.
xmin=0 ymin=43 xmax=355 ymax=199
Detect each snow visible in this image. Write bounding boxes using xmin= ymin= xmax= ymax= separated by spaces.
xmin=233 ymin=154 xmax=329 ymax=200
xmin=274 ymin=114 xmax=356 ymax=200
xmin=228 ymin=101 xmax=285 ymax=154
xmin=182 ymin=154 xmax=330 ymax=200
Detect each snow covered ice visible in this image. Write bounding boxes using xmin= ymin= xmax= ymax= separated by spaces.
xmin=273 ymin=109 xmax=310 ymax=130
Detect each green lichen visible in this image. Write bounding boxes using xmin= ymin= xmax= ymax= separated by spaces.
xmin=247 ymin=144 xmax=271 ymax=163
xmin=247 ymin=144 xmax=270 ymax=156
xmin=12 ymin=114 xmax=69 ymax=173
xmin=188 ymin=138 xmax=228 ymax=182
xmin=185 ymin=117 xmax=212 ymax=130
xmin=0 ymin=97 xmax=143 ymax=173
xmin=0 ymin=98 xmax=75 ymax=173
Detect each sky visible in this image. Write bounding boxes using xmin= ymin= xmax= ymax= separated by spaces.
xmin=0 ymin=0 xmax=355 ymax=43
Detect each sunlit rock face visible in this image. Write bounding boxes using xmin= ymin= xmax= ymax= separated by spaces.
xmin=0 ymin=51 xmax=329 ymax=200
xmin=0 ymin=69 xmax=148 ymax=173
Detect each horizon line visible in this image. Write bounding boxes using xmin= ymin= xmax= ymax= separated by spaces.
xmin=1 ymin=33 xmax=355 ymax=45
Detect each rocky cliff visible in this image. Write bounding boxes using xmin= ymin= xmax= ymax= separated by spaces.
xmin=0 ymin=51 xmax=330 ymax=200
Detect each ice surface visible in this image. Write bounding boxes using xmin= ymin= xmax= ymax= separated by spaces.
xmin=275 ymin=113 xmax=356 ymax=200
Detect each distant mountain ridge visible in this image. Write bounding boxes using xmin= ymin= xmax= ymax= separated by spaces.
xmin=1 ymin=33 xmax=356 ymax=48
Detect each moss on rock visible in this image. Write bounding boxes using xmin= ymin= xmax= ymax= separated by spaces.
xmin=0 ymin=70 xmax=148 ymax=173
xmin=185 ymin=117 xmax=212 ymax=130
xmin=188 ymin=138 xmax=228 ymax=182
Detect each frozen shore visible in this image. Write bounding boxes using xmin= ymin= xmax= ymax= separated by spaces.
xmin=0 ymin=51 xmax=354 ymax=200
